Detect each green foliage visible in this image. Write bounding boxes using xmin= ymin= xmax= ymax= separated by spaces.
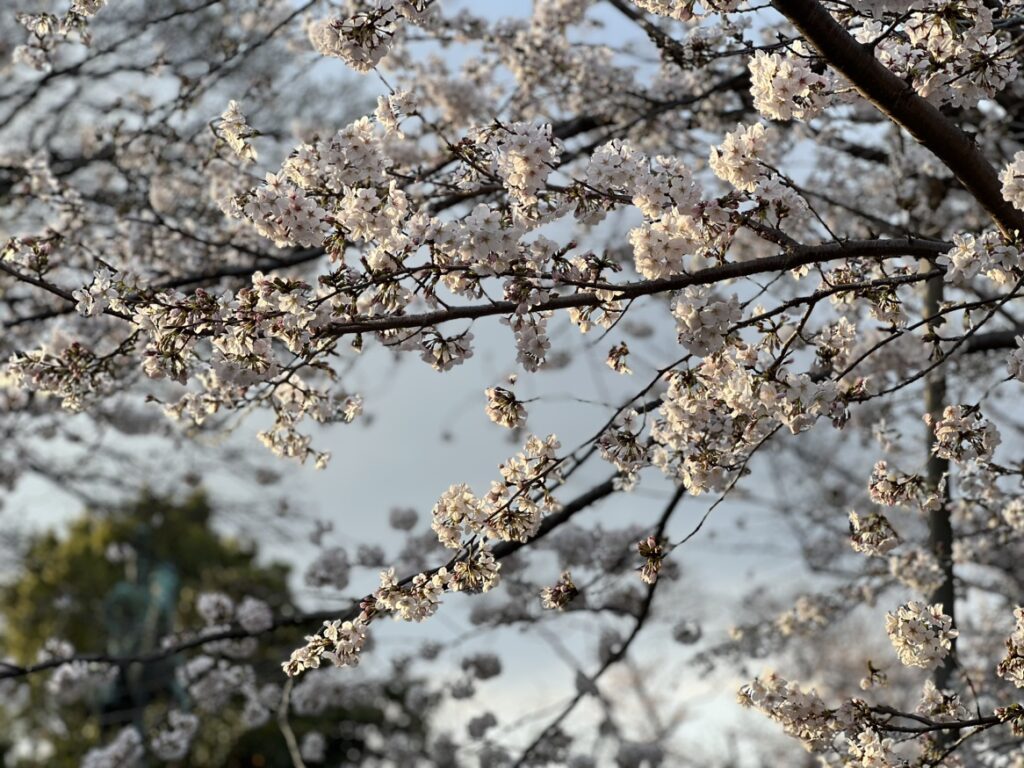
xmin=0 ymin=490 xmax=436 ymax=767
xmin=0 ymin=489 xmax=291 ymax=663
xmin=0 ymin=490 xmax=297 ymax=766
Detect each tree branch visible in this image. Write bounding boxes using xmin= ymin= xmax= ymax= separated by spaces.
xmin=770 ymin=0 xmax=1024 ymax=238
xmin=0 ymin=474 xmax=620 ymax=682
xmin=323 ymin=237 xmax=949 ymax=337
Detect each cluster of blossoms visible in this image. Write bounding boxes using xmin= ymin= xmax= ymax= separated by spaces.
xmin=140 ymin=265 xmax=363 ymax=466
xmin=627 ymin=208 xmax=715 ymax=279
xmin=487 ymin=434 xmax=562 ymax=542
xmin=178 ymin=659 xmax=264 ymax=720
xmin=233 ymin=114 xmax=389 ymax=249
xmin=287 ymin=542 xmax=502 ymax=678
xmin=431 ymin=203 xmax=522 ymax=287
xmin=196 ymin=591 xmax=235 ymax=625
xmin=1003 ymin=152 xmax=1024 ymax=212
xmin=633 ymin=0 xmax=740 ymax=21
xmin=463 ymin=122 xmax=563 ymax=213
xmin=72 ymin=0 xmax=105 ymax=13
xmin=81 ymin=727 xmax=143 ymax=768
xmin=708 ymin=123 xmax=768 ymax=194
xmin=773 ymin=595 xmax=832 ymax=638
xmin=631 ymin=155 xmax=705 ymax=220
xmin=1003 ymin=498 xmax=1024 ymax=531
xmin=937 ymin=231 xmax=1021 ymax=286
xmin=71 ymin=266 xmax=133 ymax=318
xmin=505 ymin=312 xmax=553 ymax=373
xmin=816 ymin=317 xmax=858 ymax=373
xmin=253 ymin=388 xmax=360 ymax=470
xmin=868 ymin=461 xmax=929 ymax=509
xmin=149 ymin=711 xmax=200 ymax=762
xmin=14 ymin=0 xmax=107 ymax=71
xmin=821 ymin=261 xmax=910 ymax=327
xmin=583 ymin=140 xmax=720 ymax=272
xmin=217 ymin=101 xmax=258 ymax=163
xmin=582 ymin=139 xmax=647 ymax=202
xmin=307 ymin=1 xmax=434 ymax=72
xmin=540 ymin=570 xmax=578 ymax=610
xmin=927 ymin=405 xmax=1001 ymax=464
xmin=378 ymin=546 xmax=501 ymax=618
xmin=374 ymin=89 xmax=416 ymax=137
xmin=196 ymin=592 xmax=274 ymax=634
xmin=844 ymin=728 xmax=900 ymax=768
xmin=708 ymin=123 xmax=808 ymax=217
xmin=421 ymin=331 xmax=475 ymax=372
xmin=305 ymin=546 xmax=353 ymax=590
xmin=431 ymin=483 xmax=488 ymax=549
xmin=748 ymin=49 xmax=833 ymax=122
xmin=0 ymin=232 xmax=61 ymax=273
xmin=444 ymin=544 xmax=502 ymax=593
xmin=176 ymin=655 xmax=274 ymax=723
xmin=650 ymin=346 xmax=841 ymax=494
xmin=238 ymin=178 xmax=320 ymax=249
xmin=887 ymin=549 xmax=944 ymax=596
xmin=185 ymin=593 xmax=271 ymax=663
xmin=376 ymin=567 xmax=446 ymax=622
xmin=997 ymin=607 xmax=1024 ymax=688
xmin=636 ymin=535 xmax=666 ymax=585
xmin=917 ymin=679 xmax=968 ymax=723
xmin=737 ymin=673 xmax=837 ymax=750
xmin=885 ymin=601 xmax=957 ymax=669
xmin=283 ymin=616 xmax=369 ymax=676
xmin=484 ymin=386 xmax=526 ymax=429
xmin=995 ymin=706 xmax=1024 ymax=742
xmin=633 ymin=0 xmax=698 ymax=20
xmin=40 ymin=640 xmax=116 ymax=704
xmin=854 ymin=2 xmax=1019 ymax=108
xmin=606 ymin=342 xmax=631 ymax=375
xmin=671 ymin=287 xmax=741 ymax=357
xmin=5 ymin=329 xmax=115 ymax=412
xmin=430 ymin=436 xmax=561 ymax=548
xmin=848 ymin=511 xmax=900 ymax=557
xmin=597 ymin=409 xmax=648 ymax=486
xmin=1008 ymin=336 xmax=1024 ymax=383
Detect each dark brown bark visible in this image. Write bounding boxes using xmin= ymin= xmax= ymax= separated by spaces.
xmin=924 ymin=271 xmax=956 ymax=691
xmin=770 ymin=0 xmax=1024 ymax=238
xmin=324 ymin=237 xmax=949 ymax=337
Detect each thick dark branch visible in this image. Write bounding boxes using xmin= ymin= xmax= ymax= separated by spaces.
xmin=771 ymin=0 xmax=1024 ymax=238
xmin=324 ymin=237 xmax=950 ymax=337
xmin=965 ymin=328 xmax=1021 ymax=353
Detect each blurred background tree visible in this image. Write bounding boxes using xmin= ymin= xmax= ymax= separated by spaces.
xmin=0 ymin=491 xmax=435 ymax=767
